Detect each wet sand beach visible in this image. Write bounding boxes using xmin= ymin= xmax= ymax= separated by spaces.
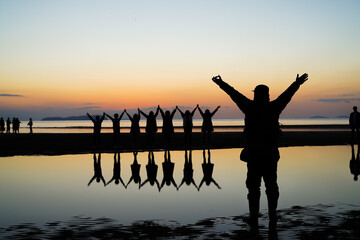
xmin=0 ymin=130 xmax=352 ymax=157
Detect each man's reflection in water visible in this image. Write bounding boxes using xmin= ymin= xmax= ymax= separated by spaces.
xmin=160 ymin=150 xmax=178 ymax=191
xmin=126 ymin=152 xmax=141 ymax=189
xmin=178 ymin=149 xmax=198 ymax=190
xmin=107 ymin=152 xmax=126 ymax=188
xmin=140 ymin=151 xmax=161 ymax=191
xmin=88 ymin=152 xmax=106 ymax=186
xmin=350 ymin=144 xmax=360 ymax=181
xmin=199 ymin=149 xmax=221 ymax=190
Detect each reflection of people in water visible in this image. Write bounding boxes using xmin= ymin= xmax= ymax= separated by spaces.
xmin=139 ymin=106 xmax=160 ymax=149
xmin=178 ymin=149 xmax=198 ymax=190
xmin=105 ymin=111 xmax=125 ymax=148
xmin=87 ymin=112 xmax=105 ymax=147
xmin=213 ymin=73 xmax=308 ymax=230
xmin=125 ymin=109 xmax=141 ymax=149
xmin=159 ymin=106 xmax=177 ymax=149
xmin=199 ymin=149 xmax=221 ymax=190
xmin=349 ymin=144 xmax=360 ymax=181
xmin=140 ymin=151 xmax=160 ymax=191
xmin=107 ymin=152 xmax=126 ymax=187
xmin=88 ymin=153 xmax=106 ymax=186
xmin=126 ymin=152 xmax=141 ymax=189
xmin=198 ymin=106 xmax=220 ymax=148
xmin=160 ymin=150 xmax=178 ymax=190
xmin=349 ymin=106 xmax=360 ymax=144
xmin=177 ymin=105 xmax=198 ymax=148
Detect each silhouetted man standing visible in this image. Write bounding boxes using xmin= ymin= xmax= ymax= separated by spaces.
xmin=349 ymin=106 xmax=360 ymax=143
xmin=212 ymin=73 xmax=308 ymax=230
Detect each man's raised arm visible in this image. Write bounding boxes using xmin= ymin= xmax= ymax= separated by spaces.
xmin=274 ymin=73 xmax=308 ymax=112
xmin=212 ymin=75 xmax=250 ymax=113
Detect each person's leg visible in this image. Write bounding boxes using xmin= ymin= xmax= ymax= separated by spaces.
xmin=246 ymin=162 xmax=262 ymax=229
xmin=263 ymin=161 xmax=279 ymax=229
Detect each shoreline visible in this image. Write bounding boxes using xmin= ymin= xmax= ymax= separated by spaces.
xmin=0 ymin=130 xmax=353 ymax=157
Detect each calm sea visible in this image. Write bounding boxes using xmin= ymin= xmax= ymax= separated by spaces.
xmin=18 ymin=118 xmax=348 ymax=133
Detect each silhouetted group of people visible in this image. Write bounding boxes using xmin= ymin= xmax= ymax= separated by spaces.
xmin=87 ymin=105 xmax=220 ymax=149
xmin=0 ymin=117 xmax=21 ymax=134
xmin=88 ymin=149 xmax=221 ymax=192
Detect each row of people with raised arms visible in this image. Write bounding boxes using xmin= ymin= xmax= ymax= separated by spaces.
xmin=87 ymin=105 xmax=220 ymax=149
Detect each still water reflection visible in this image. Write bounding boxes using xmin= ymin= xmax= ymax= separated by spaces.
xmin=0 ymin=146 xmax=359 ymax=227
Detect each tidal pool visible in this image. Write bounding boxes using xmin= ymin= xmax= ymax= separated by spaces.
xmin=0 ymin=146 xmax=359 ymax=228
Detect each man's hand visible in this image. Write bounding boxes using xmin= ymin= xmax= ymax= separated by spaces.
xmin=296 ymin=73 xmax=308 ymax=85
xmin=212 ymin=75 xmax=222 ymax=84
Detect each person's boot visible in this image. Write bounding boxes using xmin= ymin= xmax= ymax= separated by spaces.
xmin=267 ymin=195 xmax=278 ymax=230
xmin=244 ymin=195 xmax=260 ymax=230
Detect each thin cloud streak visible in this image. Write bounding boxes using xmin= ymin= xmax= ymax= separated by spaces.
xmin=316 ymin=98 xmax=360 ymax=103
xmin=0 ymin=94 xmax=24 ymax=97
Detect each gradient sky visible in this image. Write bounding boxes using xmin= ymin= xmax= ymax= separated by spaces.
xmin=1 ymin=0 xmax=359 ymax=120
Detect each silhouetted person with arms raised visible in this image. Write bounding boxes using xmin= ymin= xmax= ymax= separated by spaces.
xmin=178 ymin=149 xmax=198 ymax=190
xmin=139 ymin=106 xmax=160 ymax=149
xmin=87 ymin=112 xmax=105 ymax=148
xmin=125 ymin=109 xmax=141 ymax=149
xmin=88 ymin=152 xmax=106 ymax=186
xmin=126 ymin=151 xmax=141 ymax=189
xmin=0 ymin=117 xmax=4 ymax=134
xmin=349 ymin=106 xmax=360 ymax=144
xmin=212 ymin=73 xmax=308 ymax=230
xmin=107 ymin=152 xmax=126 ymax=187
xmin=140 ymin=151 xmax=160 ymax=191
xmin=6 ymin=118 xmax=11 ymax=134
xmin=27 ymin=118 xmax=33 ymax=134
xmin=160 ymin=150 xmax=178 ymax=191
xmin=105 ymin=111 xmax=125 ymax=148
xmin=177 ymin=105 xmax=198 ymax=148
xmin=198 ymin=106 xmax=220 ymax=148
xmin=349 ymin=144 xmax=360 ymax=181
xmin=199 ymin=149 xmax=221 ymax=190
xmin=159 ymin=106 xmax=177 ymax=149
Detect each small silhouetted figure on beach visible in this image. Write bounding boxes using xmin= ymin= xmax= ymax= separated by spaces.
xmin=27 ymin=118 xmax=33 ymax=134
xmin=107 ymin=152 xmax=126 ymax=187
xmin=12 ymin=118 xmax=20 ymax=134
xmin=6 ymin=118 xmax=11 ymax=133
xmin=212 ymin=73 xmax=308 ymax=230
xmin=159 ymin=106 xmax=177 ymax=149
xmin=105 ymin=111 xmax=125 ymax=148
xmin=198 ymin=106 xmax=220 ymax=148
xmin=177 ymin=105 xmax=198 ymax=148
xmin=349 ymin=144 xmax=360 ymax=181
xmin=125 ymin=109 xmax=141 ymax=149
xmin=88 ymin=152 xmax=106 ymax=186
xmin=178 ymin=149 xmax=198 ymax=190
xmin=199 ymin=149 xmax=221 ymax=190
xmin=0 ymin=117 xmax=5 ymax=133
xmin=139 ymin=106 xmax=160 ymax=149
xmin=140 ymin=151 xmax=161 ymax=191
xmin=87 ymin=112 xmax=105 ymax=148
xmin=126 ymin=152 xmax=141 ymax=189
xmin=160 ymin=150 xmax=178 ymax=191
xmin=349 ymin=106 xmax=360 ymax=144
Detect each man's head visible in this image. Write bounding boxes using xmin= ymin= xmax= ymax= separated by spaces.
xmin=253 ymin=84 xmax=270 ymax=103
xmin=353 ymin=106 xmax=358 ymax=112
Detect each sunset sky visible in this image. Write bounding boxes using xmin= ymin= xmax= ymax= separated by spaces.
xmin=1 ymin=0 xmax=359 ymax=120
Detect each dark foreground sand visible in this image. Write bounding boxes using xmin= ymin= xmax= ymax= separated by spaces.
xmin=0 ymin=130 xmax=353 ymax=157
xmin=1 ymin=203 xmax=359 ymax=239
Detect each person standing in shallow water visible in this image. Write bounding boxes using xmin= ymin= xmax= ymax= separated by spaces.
xmin=87 ymin=112 xmax=105 ymax=148
xmin=125 ymin=109 xmax=141 ymax=149
xmin=139 ymin=106 xmax=160 ymax=149
xmin=27 ymin=118 xmax=33 ymax=134
xmin=212 ymin=73 xmax=308 ymax=230
xmin=105 ymin=111 xmax=125 ymax=148
xmin=198 ymin=106 xmax=220 ymax=148
xmin=349 ymin=106 xmax=360 ymax=144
